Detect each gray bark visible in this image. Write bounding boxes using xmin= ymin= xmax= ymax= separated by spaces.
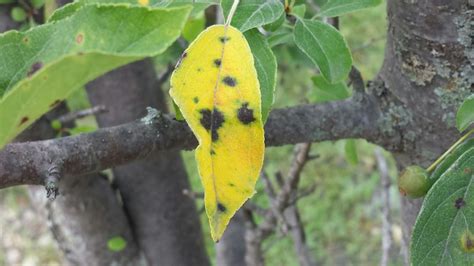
xmin=86 ymin=59 xmax=210 ymax=266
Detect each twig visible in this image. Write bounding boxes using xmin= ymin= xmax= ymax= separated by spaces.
xmin=349 ymin=66 xmax=365 ymax=95
xmin=182 ymin=189 xmax=204 ymax=199
xmin=375 ymin=147 xmax=392 ymax=266
xmin=244 ymin=143 xmax=315 ymax=266
xmin=57 ymin=105 xmax=107 ymax=124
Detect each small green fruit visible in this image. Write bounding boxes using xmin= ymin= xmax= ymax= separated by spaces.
xmin=398 ymin=165 xmax=430 ymax=198
xmin=11 ymin=7 xmax=27 ymax=22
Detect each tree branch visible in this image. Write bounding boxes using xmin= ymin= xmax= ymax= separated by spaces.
xmin=0 ymin=93 xmax=388 ymax=189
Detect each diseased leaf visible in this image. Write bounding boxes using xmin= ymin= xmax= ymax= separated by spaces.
xmin=456 ymin=95 xmax=474 ymax=131
xmin=170 ymin=25 xmax=265 ymax=241
xmin=221 ymin=0 xmax=284 ymax=32
xmin=244 ymin=29 xmax=277 ymax=123
xmin=318 ymin=0 xmax=382 ymax=17
xmin=293 ymin=18 xmax=352 ymax=83
xmin=0 ymin=4 xmax=191 ymax=148
xmin=411 ymin=147 xmax=474 ymax=265
xmin=310 ymin=75 xmax=350 ymax=103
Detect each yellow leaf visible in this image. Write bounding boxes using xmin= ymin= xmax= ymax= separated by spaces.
xmin=170 ymin=25 xmax=264 ymax=241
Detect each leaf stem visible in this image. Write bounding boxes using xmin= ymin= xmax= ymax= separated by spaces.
xmin=426 ymin=128 xmax=474 ymax=173
xmin=225 ymin=0 xmax=240 ymax=26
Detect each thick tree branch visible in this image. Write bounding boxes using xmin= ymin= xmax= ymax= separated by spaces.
xmin=0 ymin=93 xmax=388 ymax=189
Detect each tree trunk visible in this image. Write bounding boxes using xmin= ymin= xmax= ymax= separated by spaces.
xmin=86 ymin=59 xmax=210 ymax=266
xmin=379 ymin=0 xmax=472 ymax=263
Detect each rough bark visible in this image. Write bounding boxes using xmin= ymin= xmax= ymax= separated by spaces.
xmin=379 ymin=0 xmax=473 ymax=262
xmin=86 ymin=59 xmax=210 ymax=266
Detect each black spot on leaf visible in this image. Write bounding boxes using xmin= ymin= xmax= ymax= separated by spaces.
xmin=199 ymin=108 xmax=225 ymax=142
xmin=193 ymin=97 xmax=199 ymax=103
xmin=18 ymin=116 xmax=29 ymax=127
xmin=214 ymin=59 xmax=221 ymax=67
xmin=455 ymin=197 xmax=466 ymax=209
xmin=237 ymin=103 xmax=256 ymax=125
xmin=217 ymin=202 xmax=226 ymax=212
xmin=222 ymin=76 xmax=237 ymax=87
xmin=27 ymin=62 xmax=43 ymax=77
xmin=219 ymin=36 xmax=230 ymax=43
xmin=210 ymin=149 xmax=216 ymax=155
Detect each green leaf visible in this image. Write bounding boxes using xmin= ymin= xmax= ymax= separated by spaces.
xmin=107 ymin=236 xmax=127 ymax=252
xmin=221 ymin=0 xmax=284 ymax=32
xmin=182 ymin=12 xmax=205 ymax=42
xmin=309 ymin=75 xmax=350 ymax=103
xmin=31 ymin=0 xmax=46 ymax=9
xmin=411 ymin=147 xmax=474 ymax=265
xmin=267 ymin=27 xmax=293 ymax=47
xmin=456 ymin=95 xmax=474 ymax=131
xmin=318 ymin=0 xmax=382 ymax=17
xmin=244 ymin=29 xmax=277 ymax=123
xmin=344 ymin=139 xmax=358 ymax=165
xmin=0 ymin=0 xmax=15 ymax=4
xmin=430 ymin=139 xmax=474 ymax=187
xmin=172 ymin=100 xmax=185 ymax=121
xmin=68 ymin=125 xmax=97 ymax=135
xmin=290 ymin=4 xmax=306 ymax=18
xmin=293 ymin=19 xmax=352 ymax=83
xmin=263 ymin=11 xmax=285 ymax=32
xmin=0 ymin=4 xmax=191 ymax=148
xmin=67 ymin=0 xmax=216 ymax=16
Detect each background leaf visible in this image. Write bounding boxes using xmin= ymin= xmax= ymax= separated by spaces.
xmin=344 ymin=139 xmax=358 ymax=165
xmin=456 ymin=94 xmax=474 ymax=132
xmin=318 ymin=0 xmax=382 ymax=17
xmin=411 ymin=147 xmax=474 ymax=265
xmin=221 ymin=0 xmax=284 ymax=32
xmin=182 ymin=12 xmax=206 ymax=42
xmin=309 ymin=75 xmax=350 ymax=103
xmin=0 ymin=4 xmax=191 ymax=148
xmin=244 ymin=29 xmax=277 ymax=123
xmin=293 ymin=18 xmax=352 ymax=83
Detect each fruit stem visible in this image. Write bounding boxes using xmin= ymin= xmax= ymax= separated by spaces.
xmin=427 ymin=128 xmax=474 ymax=173
xmin=225 ymin=0 xmax=240 ymax=26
